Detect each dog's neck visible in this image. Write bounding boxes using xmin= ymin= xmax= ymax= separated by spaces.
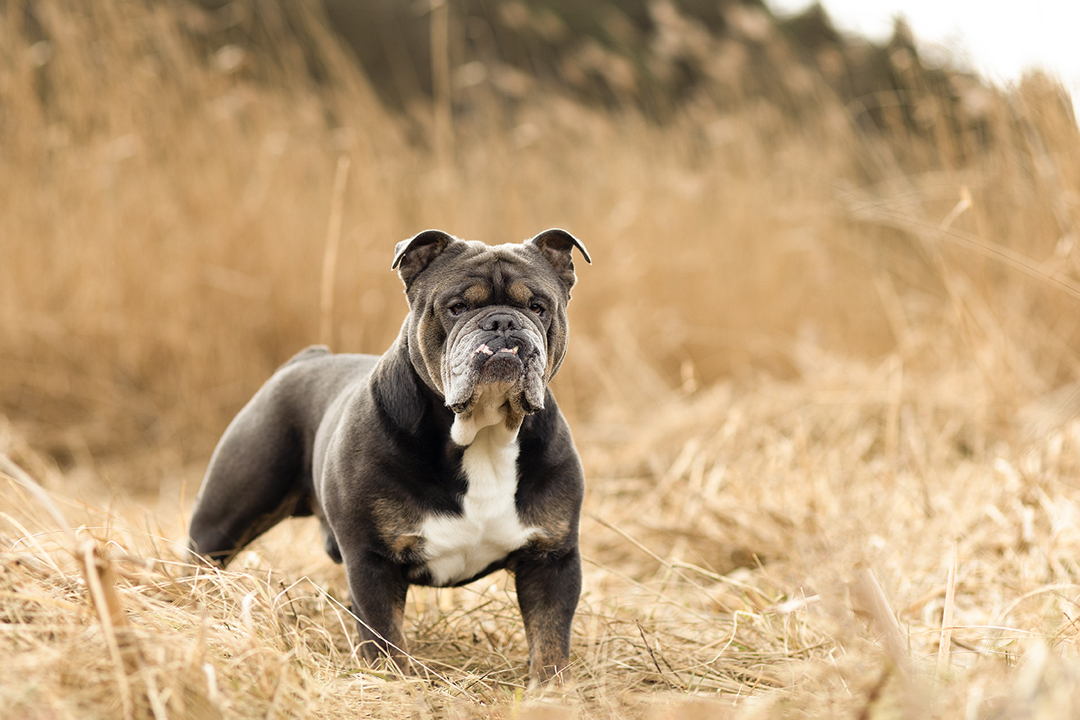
xmin=450 ymin=386 xmax=523 ymax=447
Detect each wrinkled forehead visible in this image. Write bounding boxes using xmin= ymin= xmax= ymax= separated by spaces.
xmin=460 ymin=240 xmax=532 ymax=267
xmin=436 ymin=241 xmax=559 ymax=300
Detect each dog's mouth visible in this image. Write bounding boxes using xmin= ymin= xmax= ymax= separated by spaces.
xmin=475 ymin=343 xmax=519 ymax=357
xmin=473 ymin=342 xmax=525 ymax=382
xmin=443 ymin=331 xmax=546 ymax=417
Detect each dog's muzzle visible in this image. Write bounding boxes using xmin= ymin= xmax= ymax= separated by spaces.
xmin=442 ymin=309 xmax=547 ymax=415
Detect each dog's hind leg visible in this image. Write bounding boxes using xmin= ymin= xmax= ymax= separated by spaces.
xmin=187 ymin=393 xmax=309 ymax=566
xmin=320 ymin=517 xmax=343 ymax=563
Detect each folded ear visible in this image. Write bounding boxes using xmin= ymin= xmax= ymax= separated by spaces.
xmin=392 ymin=230 xmax=456 ymax=287
xmin=525 ymin=228 xmax=591 ymax=290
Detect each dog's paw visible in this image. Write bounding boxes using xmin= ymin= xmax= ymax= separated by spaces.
xmin=526 ymin=664 xmax=577 ymax=699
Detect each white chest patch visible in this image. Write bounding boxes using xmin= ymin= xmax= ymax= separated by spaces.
xmin=420 ymin=426 xmax=537 ymax=586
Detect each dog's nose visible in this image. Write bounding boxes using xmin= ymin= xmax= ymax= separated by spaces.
xmin=479 ymin=312 xmax=521 ymax=333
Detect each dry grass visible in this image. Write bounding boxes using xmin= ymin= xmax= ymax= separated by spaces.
xmin=3 ymin=0 xmax=1080 ymax=718
xmin=9 ymin=353 xmax=1080 ymax=719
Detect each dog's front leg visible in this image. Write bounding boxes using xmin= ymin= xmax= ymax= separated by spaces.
xmin=343 ymin=552 xmax=411 ymax=672
xmin=514 ymin=547 xmax=581 ymax=687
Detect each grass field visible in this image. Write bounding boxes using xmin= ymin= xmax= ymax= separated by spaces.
xmin=3 ymin=1 xmax=1080 ymax=717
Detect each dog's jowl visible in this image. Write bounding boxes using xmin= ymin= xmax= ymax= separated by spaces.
xmin=187 ymin=229 xmax=590 ymax=686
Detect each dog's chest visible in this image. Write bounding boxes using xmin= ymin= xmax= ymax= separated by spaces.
xmin=418 ymin=431 xmax=536 ymax=586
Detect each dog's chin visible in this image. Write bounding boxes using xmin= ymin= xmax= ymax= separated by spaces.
xmin=446 ymin=354 xmax=545 ymax=417
xmin=479 ymin=352 xmax=525 ymax=385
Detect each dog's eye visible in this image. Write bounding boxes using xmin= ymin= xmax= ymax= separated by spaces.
xmin=529 ymin=301 xmax=545 ymax=317
xmin=448 ymin=302 xmax=468 ymax=316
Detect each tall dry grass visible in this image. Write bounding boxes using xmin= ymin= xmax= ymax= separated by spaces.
xmin=5 ymin=0 xmax=1075 ymax=472
xmin=3 ymin=1 xmax=1080 ymax=718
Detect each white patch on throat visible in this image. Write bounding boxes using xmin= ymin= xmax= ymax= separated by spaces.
xmin=449 ymin=383 xmax=518 ymax=446
xmin=420 ymin=416 xmax=536 ymax=586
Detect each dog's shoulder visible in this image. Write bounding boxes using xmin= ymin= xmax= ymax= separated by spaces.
xmin=519 ymin=391 xmax=574 ymax=457
xmin=367 ymin=345 xmax=430 ymax=437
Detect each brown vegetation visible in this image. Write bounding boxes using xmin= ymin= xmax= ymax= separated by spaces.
xmin=3 ymin=1 xmax=1080 ymax=718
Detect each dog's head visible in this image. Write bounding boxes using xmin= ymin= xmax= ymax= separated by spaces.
xmin=392 ymin=229 xmax=590 ymax=442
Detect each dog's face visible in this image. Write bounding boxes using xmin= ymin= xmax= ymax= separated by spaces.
xmin=392 ymin=229 xmax=590 ymax=427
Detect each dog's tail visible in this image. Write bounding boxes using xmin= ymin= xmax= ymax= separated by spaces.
xmin=281 ymin=344 xmax=331 ymax=368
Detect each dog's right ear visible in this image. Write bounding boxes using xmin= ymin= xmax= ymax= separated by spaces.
xmin=392 ymin=230 xmax=456 ymax=287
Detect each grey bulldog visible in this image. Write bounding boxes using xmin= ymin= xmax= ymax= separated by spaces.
xmin=187 ymin=228 xmax=590 ymax=686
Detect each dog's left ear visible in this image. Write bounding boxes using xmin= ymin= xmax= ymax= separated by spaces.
xmin=392 ymin=230 xmax=456 ymax=287
xmin=526 ymin=229 xmax=591 ymax=291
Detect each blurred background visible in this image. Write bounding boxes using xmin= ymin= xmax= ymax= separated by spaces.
xmin=1 ymin=0 xmax=1078 ymax=491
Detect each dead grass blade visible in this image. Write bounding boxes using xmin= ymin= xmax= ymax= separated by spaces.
xmin=320 ymin=154 xmax=352 ymax=349
xmin=936 ymin=542 xmax=958 ymax=678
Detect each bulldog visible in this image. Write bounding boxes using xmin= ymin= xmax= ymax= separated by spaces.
xmin=187 ymin=228 xmax=590 ymax=686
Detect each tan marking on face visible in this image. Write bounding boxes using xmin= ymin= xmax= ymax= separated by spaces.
xmin=508 ymin=281 xmax=532 ymax=305
xmin=419 ymin=314 xmax=446 ymax=392
xmin=464 ymin=284 xmax=490 ymax=305
xmin=544 ymin=323 xmax=565 ymax=380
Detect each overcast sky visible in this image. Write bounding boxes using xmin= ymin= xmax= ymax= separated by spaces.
xmin=765 ymin=0 xmax=1080 ymax=104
